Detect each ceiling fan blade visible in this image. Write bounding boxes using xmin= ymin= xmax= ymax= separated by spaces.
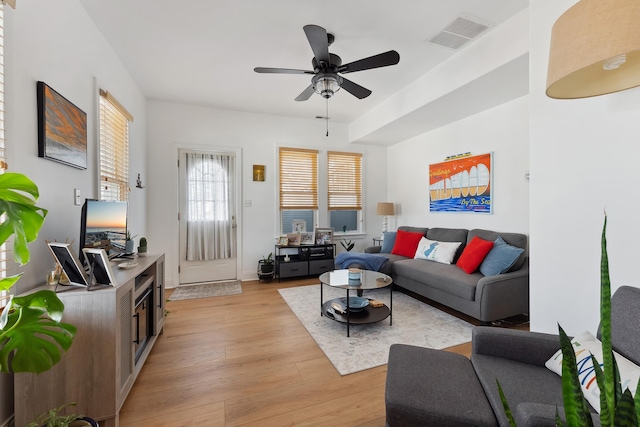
xmin=338 ymin=50 xmax=400 ymax=74
xmin=303 ymin=25 xmax=331 ymax=65
xmin=340 ymin=77 xmax=372 ymax=99
xmin=254 ymin=67 xmax=315 ymax=75
xmin=295 ymin=84 xmax=315 ymax=102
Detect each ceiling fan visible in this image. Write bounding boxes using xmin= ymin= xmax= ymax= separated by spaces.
xmin=254 ymin=24 xmax=400 ymax=102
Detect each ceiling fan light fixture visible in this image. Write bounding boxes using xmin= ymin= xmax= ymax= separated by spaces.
xmin=312 ymin=73 xmax=342 ymax=99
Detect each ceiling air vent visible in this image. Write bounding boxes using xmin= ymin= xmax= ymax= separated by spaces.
xmin=427 ymin=15 xmax=491 ymax=50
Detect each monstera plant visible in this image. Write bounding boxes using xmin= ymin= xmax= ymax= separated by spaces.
xmin=0 ymin=172 xmax=76 ymax=373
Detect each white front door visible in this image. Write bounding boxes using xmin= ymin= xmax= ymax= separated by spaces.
xmin=178 ymin=149 xmax=238 ymax=284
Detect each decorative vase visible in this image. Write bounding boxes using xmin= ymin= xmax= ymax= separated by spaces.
xmin=125 ymin=240 xmax=134 ymax=253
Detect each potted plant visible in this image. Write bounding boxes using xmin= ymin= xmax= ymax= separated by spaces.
xmin=258 ymin=253 xmax=275 ymax=282
xmin=124 ymin=231 xmax=136 ymax=253
xmin=499 ymin=215 xmax=640 ymax=426
xmin=137 ymin=236 xmax=147 ymax=255
xmin=0 ymin=172 xmax=76 ymax=374
xmin=26 ymin=403 xmax=98 ymax=427
xmin=340 ymin=239 xmax=355 ymax=252
xmin=0 ymin=173 xmax=97 ymax=426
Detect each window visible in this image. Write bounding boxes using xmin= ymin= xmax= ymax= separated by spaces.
xmin=279 ymin=147 xmax=318 ymax=233
xmin=99 ymin=90 xmax=133 ymax=201
xmin=327 ymin=151 xmax=362 ymax=233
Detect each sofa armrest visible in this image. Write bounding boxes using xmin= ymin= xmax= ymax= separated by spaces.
xmin=472 ymin=327 xmax=560 ymax=366
xmin=474 ymin=259 xmax=530 ymax=321
xmin=365 ymin=246 xmax=382 ymax=254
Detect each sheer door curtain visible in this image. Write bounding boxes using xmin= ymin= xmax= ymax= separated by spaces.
xmin=185 ymin=152 xmax=234 ymax=261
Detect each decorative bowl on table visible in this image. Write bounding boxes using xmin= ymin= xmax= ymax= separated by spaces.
xmin=339 ymin=296 xmax=369 ymax=312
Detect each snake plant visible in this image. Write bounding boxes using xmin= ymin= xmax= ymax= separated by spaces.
xmin=499 ymin=215 xmax=640 ymax=426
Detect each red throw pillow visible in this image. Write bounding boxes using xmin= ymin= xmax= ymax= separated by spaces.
xmin=391 ymin=230 xmax=424 ymax=258
xmin=456 ymin=236 xmax=494 ymax=274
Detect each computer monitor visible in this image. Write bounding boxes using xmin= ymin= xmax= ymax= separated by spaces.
xmin=79 ymin=199 xmax=128 ymax=257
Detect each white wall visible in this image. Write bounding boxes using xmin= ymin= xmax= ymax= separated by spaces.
xmin=147 ymin=100 xmax=389 ymax=287
xmin=386 ymin=96 xmax=530 ymax=235
xmin=2 ymin=1 xmax=147 ymax=423
xmin=530 ymin=2 xmax=640 ymax=334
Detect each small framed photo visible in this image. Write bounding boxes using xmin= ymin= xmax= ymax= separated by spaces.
xmin=315 ymin=227 xmax=334 ymax=245
xmin=287 ymin=233 xmax=301 ymax=246
xmin=82 ymin=248 xmax=118 ymax=288
xmin=300 ymin=232 xmax=315 ymax=245
xmin=292 ymin=219 xmax=306 ymax=233
xmin=278 ymin=235 xmax=289 ymax=246
xmin=47 ymin=242 xmax=88 ymax=288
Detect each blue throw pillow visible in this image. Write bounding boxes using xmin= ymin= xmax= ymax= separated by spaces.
xmin=479 ymin=236 xmax=524 ymax=276
xmin=380 ymin=231 xmax=397 ymax=253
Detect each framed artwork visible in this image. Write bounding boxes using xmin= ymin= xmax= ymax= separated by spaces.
xmin=278 ymin=235 xmax=289 ymax=246
xmin=315 ymin=227 xmax=334 ymax=245
xmin=287 ymin=233 xmax=301 ymax=246
xmin=37 ymin=81 xmax=87 ymax=169
xmin=300 ymin=232 xmax=315 ymax=245
xmin=429 ymin=152 xmax=493 ymax=214
xmin=292 ymin=219 xmax=306 ymax=233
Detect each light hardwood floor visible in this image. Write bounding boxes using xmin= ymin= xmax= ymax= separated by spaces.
xmin=119 ymin=278 xmax=528 ymax=426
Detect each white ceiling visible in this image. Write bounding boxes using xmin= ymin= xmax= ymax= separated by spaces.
xmin=78 ymin=0 xmax=528 ymax=125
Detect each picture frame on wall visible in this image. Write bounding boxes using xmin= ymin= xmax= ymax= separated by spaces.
xmin=314 ymin=228 xmax=334 ymax=245
xmin=300 ymin=232 xmax=315 ymax=245
xmin=429 ymin=152 xmax=493 ymax=214
xmin=36 ymin=81 xmax=88 ymax=169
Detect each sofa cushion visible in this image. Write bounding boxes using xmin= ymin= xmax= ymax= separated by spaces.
xmin=391 ymin=229 xmax=424 ymax=258
xmin=397 ymin=226 xmax=428 ymax=236
xmin=413 ymin=237 xmax=461 ymax=264
xmin=380 ymin=231 xmax=397 ymax=253
xmin=544 ymin=330 xmax=640 ymax=413
xmin=426 ymin=228 xmax=468 ymax=262
xmin=469 ymin=229 xmax=528 ymax=271
xmin=456 ymin=236 xmax=494 ymax=274
xmin=479 ymin=237 xmax=525 ymax=276
xmin=392 ymin=259 xmax=480 ymax=300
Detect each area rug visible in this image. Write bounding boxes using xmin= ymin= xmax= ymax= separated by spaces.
xmin=278 ymin=284 xmax=473 ymax=375
xmin=169 ymin=280 xmax=242 ymax=301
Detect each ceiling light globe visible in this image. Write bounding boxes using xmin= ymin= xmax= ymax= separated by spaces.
xmin=313 ymin=74 xmax=343 ymax=99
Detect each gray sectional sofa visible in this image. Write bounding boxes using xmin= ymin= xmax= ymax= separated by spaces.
xmin=385 ymin=285 xmax=640 ymax=426
xmin=363 ymin=226 xmax=529 ymax=323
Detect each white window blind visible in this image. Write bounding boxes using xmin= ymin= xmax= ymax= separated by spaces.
xmin=99 ymin=89 xmax=132 ymax=202
xmin=327 ymin=151 xmax=362 ymax=210
xmin=279 ymin=147 xmax=318 ymax=210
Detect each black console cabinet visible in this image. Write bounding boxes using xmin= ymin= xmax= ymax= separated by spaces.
xmin=275 ymin=243 xmax=336 ymax=279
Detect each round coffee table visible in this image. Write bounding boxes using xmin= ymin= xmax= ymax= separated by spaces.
xmin=319 ymin=269 xmax=393 ymax=337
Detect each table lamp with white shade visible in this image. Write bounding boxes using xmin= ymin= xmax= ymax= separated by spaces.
xmin=376 ymin=202 xmax=395 ymax=237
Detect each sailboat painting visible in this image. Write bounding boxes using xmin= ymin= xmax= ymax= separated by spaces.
xmin=429 ymin=153 xmax=493 ymax=214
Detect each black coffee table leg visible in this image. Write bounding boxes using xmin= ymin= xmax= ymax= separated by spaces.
xmin=346 ymin=288 xmax=351 ymax=337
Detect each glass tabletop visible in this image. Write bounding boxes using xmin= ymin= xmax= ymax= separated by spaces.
xmin=319 ymin=269 xmax=392 ymax=290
